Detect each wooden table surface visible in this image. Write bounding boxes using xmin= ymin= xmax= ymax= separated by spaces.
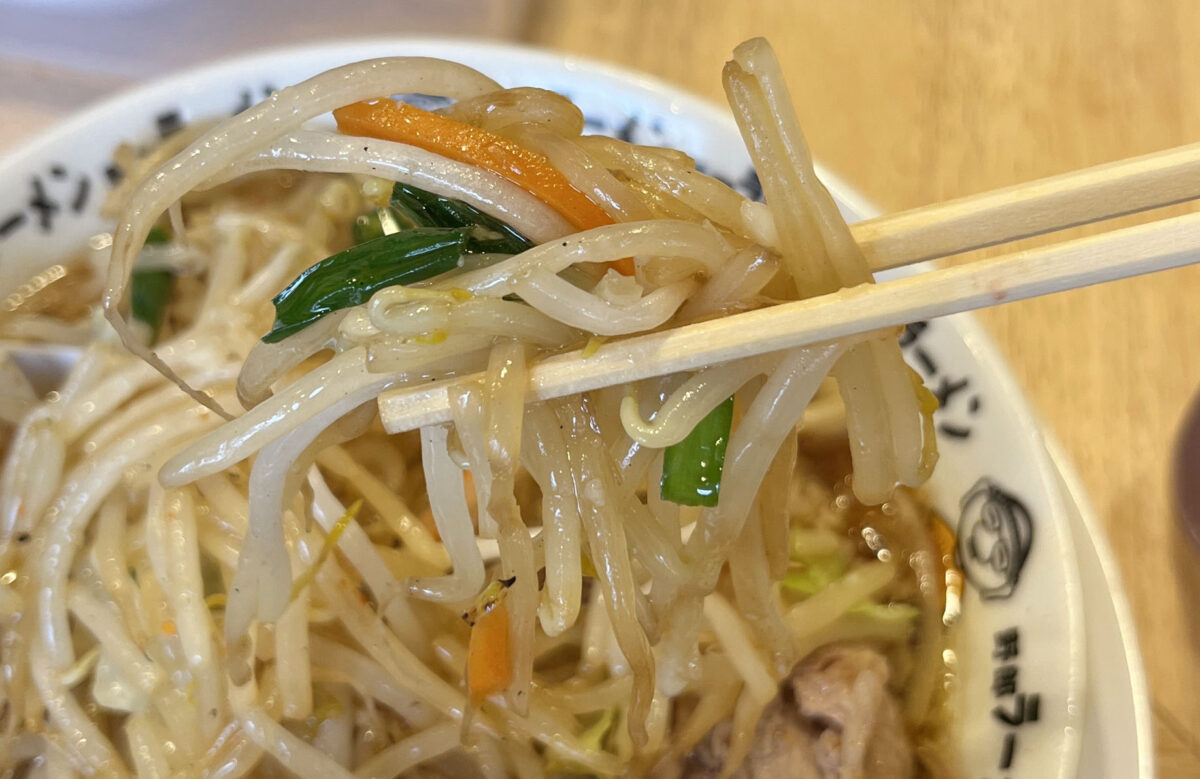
xmin=522 ymin=2 xmax=1200 ymax=775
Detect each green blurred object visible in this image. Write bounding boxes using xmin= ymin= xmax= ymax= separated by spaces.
xmin=143 ymin=225 xmax=171 ymax=245
xmin=390 ymin=182 xmax=535 ymax=255
xmin=781 ymin=553 xmax=847 ymax=598
xmin=264 ymin=227 xmax=468 ymax=343
xmin=659 ymin=395 xmax=734 ymax=507
xmin=130 ymin=268 xmax=174 ymax=344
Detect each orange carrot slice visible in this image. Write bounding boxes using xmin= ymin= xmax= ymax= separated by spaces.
xmin=335 ymin=99 xmax=635 ymax=276
xmin=467 ymin=599 xmax=512 ymax=707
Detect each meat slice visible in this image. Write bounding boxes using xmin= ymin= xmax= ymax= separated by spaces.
xmin=683 ymin=644 xmax=913 ymax=779
xmin=682 ymin=697 xmax=825 ymax=779
xmin=790 ymin=644 xmax=914 ymax=779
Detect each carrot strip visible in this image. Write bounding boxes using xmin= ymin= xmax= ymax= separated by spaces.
xmin=336 ymin=99 xmax=609 ymax=230
xmin=467 ymin=599 xmax=512 ymax=707
xmin=335 ymin=99 xmax=635 ymax=276
xmin=606 ymin=255 xmax=636 ymax=276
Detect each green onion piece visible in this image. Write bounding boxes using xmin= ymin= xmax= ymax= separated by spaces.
xmin=545 ymin=706 xmax=617 ymax=775
xmin=387 ymin=185 xmax=437 ymax=228
xmin=848 ymin=601 xmax=921 ymax=623
xmin=387 ymin=193 xmax=433 ymax=230
xmin=780 ymin=553 xmax=846 ymax=598
xmin=144 ymin=225 xmax=171 ymax=245
xmin=352 ymin=209 xmax=385 ymax=244
xmin=659 ymin=395 xmax=734 ymax=507
xmin=130 ymin=268 xmax=174 ymax=344
xmin=264 ymin=227 xmax=467 ymax=343
xmin=390 ymin=183 xmax=535 ymax=255
xmin=199 ymin=553 xmax=225 ymax=599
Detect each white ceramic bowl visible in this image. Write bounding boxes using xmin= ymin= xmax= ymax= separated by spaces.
xmin=0 ymin=38 xmax=1096 ymax=778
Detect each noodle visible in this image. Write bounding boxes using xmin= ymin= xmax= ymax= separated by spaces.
xmin=702 ymin=593 xmax=777 ymax=706
xmin=202 ymin=130 xmax=574 ymax=244
xmin=441 ymin=219 xmax=730 ymax=296
xmin=522 ymin=404 xmax=584 ymax=637
xmin=234 ymin=689 xmax=356 ymax=779
xmin=478 ymin=342 xmax=538 ymax=714
xmin=516 ymin=127 xmax=653 ymax=222
xmin=409 ymin=425 xmax=487 ymax=602
xmin=440 ymin=87 xmax=584 ymax=138
xmin=723 ymin=38 xmax=935 ymax=503
xmin=619 ymin=354 xmax=772 ymax=448
xmin=354 ymin=721 xmax=460 ymax=779
xmin=555 ymin=398 xmax=655 ymax=747
xmin=728 ymin=504 xmax=796 ymax=674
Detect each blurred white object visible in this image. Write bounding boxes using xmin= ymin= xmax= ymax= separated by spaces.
xmin=0 ymin=0 xmax=528 ymax=151
xmin=1 ymin=0 xmax=173 ymax=9
xmin=0 ymin=0 xmax=528 ymax=77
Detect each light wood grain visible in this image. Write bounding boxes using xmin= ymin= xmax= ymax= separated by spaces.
xmin=855 ymin=140 xmax=1200 ymax=270
xmin=523 ymin=3 xmax=1200 ymax=775
xmin=383 ymin=211 xmax=1200 ymax=434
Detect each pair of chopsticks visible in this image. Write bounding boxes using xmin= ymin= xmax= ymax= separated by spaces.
xmin=378 ymin=140 xmax=1200 ymax=434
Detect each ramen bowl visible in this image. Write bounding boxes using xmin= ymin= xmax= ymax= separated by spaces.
xmin=0 ymin=38 xmax=1091 ymax=777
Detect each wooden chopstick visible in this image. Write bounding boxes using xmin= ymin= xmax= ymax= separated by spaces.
xmin=377 ymin=140 xmax=1200 ymax=434
xmin=854 ymin=140 xmax=1200 ymax=271
xmin=379 ymin=207 xmax=1200 ymax=434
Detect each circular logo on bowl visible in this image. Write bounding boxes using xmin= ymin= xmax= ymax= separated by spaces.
xmin=957 ymin=477 xmax=1034 ymax=600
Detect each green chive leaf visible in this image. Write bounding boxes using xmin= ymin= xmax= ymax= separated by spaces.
xmin=130 ymin=268 xmax=174 ymax=344
xmin=264 ymin=227 xmax=467 ymax=343
xmin=659 ymin=395 xmax=734 ymax=507
xmin=390 ymin=183 xmax=535 ymax=255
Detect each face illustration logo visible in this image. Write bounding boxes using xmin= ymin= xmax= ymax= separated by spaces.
xmin=956 ymin=478 xmax=1034 ymax=600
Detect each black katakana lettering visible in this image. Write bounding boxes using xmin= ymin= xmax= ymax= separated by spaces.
xmin=933 ymin=375 xmax=971 ymax=408
xmin=0 ymin=212 xmax=25 ymax=238
xmin=738 ymin=168 xmax=763 ymax=202
xmin=992 ymin=664 xmax=1018 ymax=697
xmin=999 ymin=732 xmax=1016 ymax=769
xmin=899 ymin=320 xmax=929 ymax=348
xmin=156 ymin=109 xmax=183 ymax=138
xmin=937 ymin=422 xmax=971 ymax=439
xmin=233 ymin=89 xmax=254 ymax=115
xmin=71 ymin=177 xmax=91 ymax=213
xmin=992 ymin=693 xmax=1040 ymax=726
xmin=617 ymin=116 xmax=638 ymax=143
xmin=28 ymin=177 xmax=59 ymax=231
xmin=913 ymin=346 xmax=937 ymax=375
xmin=993 ymin=627 xmax=1019 ymax=660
